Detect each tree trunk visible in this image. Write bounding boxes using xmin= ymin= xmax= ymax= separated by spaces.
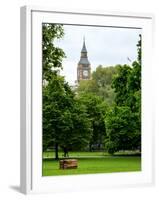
xmin=89 ymin=143 xmax=92 ymax=152
xmin=55 ymin=143 xmax=59 ymax=160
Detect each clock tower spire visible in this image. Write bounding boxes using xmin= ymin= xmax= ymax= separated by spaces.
xmin=77 ymin=37 xmax=91 ymax=82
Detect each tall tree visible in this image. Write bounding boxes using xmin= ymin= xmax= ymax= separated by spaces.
xmin=105 ymin=106 xmax=141 ymax=154
xmin=112 ymin=64 xmax=132 ymax=106
xmin=42 ymin=24 xmax=93 ymax=159
xmin=43 ymin=75 xmax=92 ymax=158
xmin=42 ymin=24 xmax=66 ymax=159
xmin=77 ymin=93 xmax=108 ymax=151
xmin=42 ymin=24 xmax=65 ymax=81
xmin=43 ymin=75 xmax=74 ymax=159
xmin=105 ymin=35 xmax=142 ymax=154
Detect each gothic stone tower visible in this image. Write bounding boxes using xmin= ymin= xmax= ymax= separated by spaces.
xmin=77 ymin=38 xmax=91 ymax=82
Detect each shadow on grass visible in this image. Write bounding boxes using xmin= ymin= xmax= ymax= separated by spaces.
xmin=113 ymin=153 xmax=141 ymax=157
xmin=43 ymin=154 xmax=141 ymax=162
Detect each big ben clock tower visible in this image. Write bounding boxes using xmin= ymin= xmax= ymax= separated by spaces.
xmin=77 ymin=38 xmax=91 ymax=82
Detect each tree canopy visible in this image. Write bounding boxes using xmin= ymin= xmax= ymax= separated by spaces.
xmin=42 ymin=23 xmax=142 ymax=158
xmin=42 ymin=24 xmax=92 ymax=159
xmin=42 ymin=24 xmax=65 ymax=81
xmin=43 ymin=75 xmax=92 ymax=158
xmin=77 ymin=65 xmax=118 ymax=105
xmin=105 ymin=35 xmax=141 ymax=154
xmin=76 ymin=93 xmax=108 ymax=151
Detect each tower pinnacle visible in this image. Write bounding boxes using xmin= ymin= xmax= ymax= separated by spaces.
xmin=81 ymin=36 xmax=87 ymax=53
xmin=77 ymin=37 xmax=91 ymax=82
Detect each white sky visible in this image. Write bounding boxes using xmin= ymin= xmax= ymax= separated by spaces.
xmin=54 ymin=25 xmax=142 ymax=85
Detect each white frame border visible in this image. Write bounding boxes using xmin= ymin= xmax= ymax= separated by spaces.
xmin=20 ymin=6 xmax=155 ymax=194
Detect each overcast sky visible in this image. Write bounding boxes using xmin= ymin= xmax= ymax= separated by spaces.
xmin=54 ymin=25 xmax=142 ymax=85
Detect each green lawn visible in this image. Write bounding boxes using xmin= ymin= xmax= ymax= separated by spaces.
xmin=42 ymin=152 xmax=141 ymax=176
xmin=43 ymin=151 xmax=107 ymax=158
xmin=43 ymin=150 xmax=140 ymax=159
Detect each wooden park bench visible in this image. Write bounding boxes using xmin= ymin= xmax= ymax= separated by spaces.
xmin=59 ymin=159 xmax=78 ymax=169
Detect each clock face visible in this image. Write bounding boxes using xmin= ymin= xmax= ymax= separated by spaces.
xmin=83 ymin=70 xmax=88 ymax=77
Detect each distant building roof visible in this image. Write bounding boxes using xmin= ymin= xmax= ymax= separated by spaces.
xmin=79 ymin=37 xmax=90 ymax=65
xmin=78 ymin=57 xmax=90 ymax=65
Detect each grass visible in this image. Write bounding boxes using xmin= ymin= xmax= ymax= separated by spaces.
xmin=42 ymin=151 xmax=141 ymax=176
xmin=43 ymin=151 xmax=107 ymax=158
xmin=43 ymin=150 xmax=141 ymax=159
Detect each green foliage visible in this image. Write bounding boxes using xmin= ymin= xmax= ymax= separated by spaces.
xmin=105 ymin=35 xmax=142 ymax=154
xmin=42 ymin=24 xmax=92 ymax=158
xmin=69 ymin=101 xmax=92 ymax=150
xmin=42 ymin=24 xmax=142 ymax=159
xmin=77 ymin=93 xmax=108 ymax=150
xmin=105 ymin=106 xmax=141 ymax=154
xmin=112 ymin=65 xmax=132 ymax=106
xmin=92 ymin=65 xmax=118 ymax=86
xmin=42 ymin=24 xmax=66 ymax=81
xmin=77 ymin=79 xmax=98 ymax=95
xmin=105 ymin=141 xmax=118 ymax=155
xmin=43 ymin=74 xmax=74 ymax=151
xmin=77 ymin=65 xmax=118 ymax=105
xmin=43 ymin=74 xmax=92 ymax=156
